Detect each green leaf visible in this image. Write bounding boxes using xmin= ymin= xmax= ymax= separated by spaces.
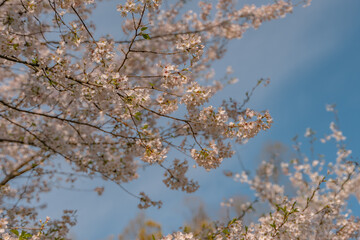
xmin=11 ymin=229 xmax=19 ymax=236
xmin=270 ymin=221 xmax=276 ymax=229
xmin=19 ymin=230 xmax=32 ymax=239
xmin=152 ymin=235 xmax=156 ymax=240
xmin=13 ymin=43 xmax=19 ymax=50
xmin=32 ymin=57 xmax=38 ymax=65
xmin=142 ymin=124 xmax=148 ymax=129
xmin=222 ymin=228 xmax=230 ymax=235
xmin=229 ymin=218 xmax=237 ymax=225
xmin=141 ymin=27 xmax=148 ymax=31
xmin=142 ymin=33 xmax=151 ymax=40
xmin=134 ymin=112 xmax=142 ymax=121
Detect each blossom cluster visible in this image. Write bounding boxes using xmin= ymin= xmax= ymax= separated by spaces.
xmin=117 ymin=0 xmax=162 ymax=16
xmin=163 ymin=159 xmax=199 ymax=193
xmin=161 ymin=117 xmax=360 ymax=239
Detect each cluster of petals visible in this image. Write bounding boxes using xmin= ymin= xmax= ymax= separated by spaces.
xmin=117 ymin=0 xmax=162 ymax=16
xmin=165 ymin=119 xmax=360 ymax=239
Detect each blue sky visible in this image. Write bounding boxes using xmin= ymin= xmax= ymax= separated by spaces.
xmin=39 ymin=0 xmax=360 ymax=239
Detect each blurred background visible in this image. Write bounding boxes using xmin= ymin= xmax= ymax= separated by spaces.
xmin=38 ymin=0 xmax=360 ymax=239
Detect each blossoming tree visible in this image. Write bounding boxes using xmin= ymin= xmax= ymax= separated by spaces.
xmin=3 ymin=0 xmax=358 ymax=239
